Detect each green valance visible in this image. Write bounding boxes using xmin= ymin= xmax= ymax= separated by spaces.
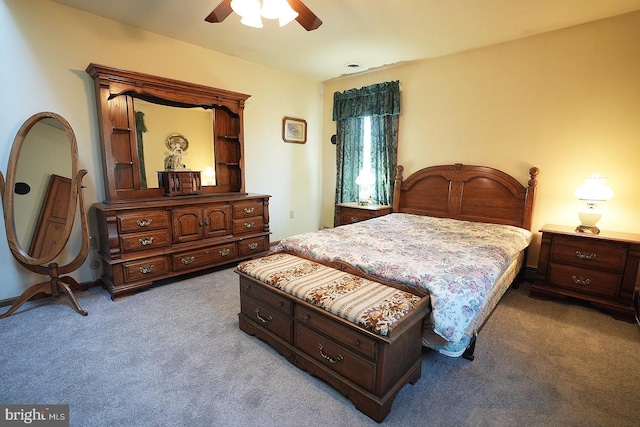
xmin=332 ymin=80 xmax=401 ymax=121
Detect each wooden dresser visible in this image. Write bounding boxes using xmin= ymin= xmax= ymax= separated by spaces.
xmin=531 ymin=224 xmax=640 ymax=322
xmin=335 ymin=202 xmax=392 ymax=226
xmin=96 ymin=194 xmax=270 ymax=299
xmin=87 ymin=64 xmax=271 ymax=299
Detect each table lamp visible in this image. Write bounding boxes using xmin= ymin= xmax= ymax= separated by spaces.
xmin=574 ymin=174 xmax=613 ymax=234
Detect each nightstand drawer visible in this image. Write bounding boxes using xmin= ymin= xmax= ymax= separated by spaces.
xmin=551 ymin=236 xmax=627 ymax=272
xmin=549 ymin=263 xmax=621 ymax=298
xmin=339 ymin=209 xmax=373 ymax=224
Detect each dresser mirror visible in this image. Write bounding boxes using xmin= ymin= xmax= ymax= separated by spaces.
xmin=0 ymin=112 xmax=90 ymax=318
xmin=86 ymin=64 xmax=250 ymax=202
xmin=134 ymin=100 xmax=215 ymax=188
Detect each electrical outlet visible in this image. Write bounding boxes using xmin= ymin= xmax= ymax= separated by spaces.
xmin=289 ymin=210 xmax=294 ymax=219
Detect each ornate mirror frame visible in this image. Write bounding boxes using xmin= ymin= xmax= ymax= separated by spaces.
xmin=86 ymin=64 xmax=251 ymax=202
xmin=0 ymin=112 xmax=90 ymax=318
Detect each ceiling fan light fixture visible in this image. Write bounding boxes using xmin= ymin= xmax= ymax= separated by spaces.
xmin=260 ymin=0 xmax=281 ymax=19
xmin=231 ymin=0 xmax=263 ymax=27
xmin=278 ymin=3 xmax=299 ymax=27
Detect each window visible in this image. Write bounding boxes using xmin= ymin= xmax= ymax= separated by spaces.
xmin=332 ymin=81 xmax=401 ymax=216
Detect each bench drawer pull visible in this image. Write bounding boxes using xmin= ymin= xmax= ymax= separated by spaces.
xmin=219 ymin=248 xmax=231 ymax=256
xmin=136 ymin=219 xmax=152 ymax=227
xmin=318 ymin=343 xmax=344 ymax=364
xmin=255 ymin=308 xmax=272 ymax=323
xmin=243 ymin=207 xmax=255 ymax=214
xmin=244 ymin=221 xmax=255 ymax=229
xmin=248 ymin=242 xmax=259 ymax=250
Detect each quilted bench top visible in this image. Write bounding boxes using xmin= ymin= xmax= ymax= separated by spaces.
xmin=237 ymin=253 xmax=423 ymax=336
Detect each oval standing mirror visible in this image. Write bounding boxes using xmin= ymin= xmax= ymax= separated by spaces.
xmin=0 ymin=112 xmax=90 ymax=318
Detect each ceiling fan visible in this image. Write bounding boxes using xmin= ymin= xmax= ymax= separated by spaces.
xmin=205 ymin=0 xmax=322 ymax=31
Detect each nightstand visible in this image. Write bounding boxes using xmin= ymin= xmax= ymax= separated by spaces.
xmin=335 ymin=202 xmax=392 ymax=226
xmin=531 ymin=224 xmax=640 ymax=322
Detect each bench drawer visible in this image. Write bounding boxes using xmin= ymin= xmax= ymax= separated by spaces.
xmin=241 ymin=294 xmax=292 ymax=343
xmin=240 ymin=277 xmax=292 ymax=315
xmin=296 ymin=323 xmax=376 ymax=393
xmin=296 ymin=305 xmax=377 ymax=359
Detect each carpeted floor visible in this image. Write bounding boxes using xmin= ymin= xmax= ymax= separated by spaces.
xmin=1 ymin=266 xmax=639 ymax=426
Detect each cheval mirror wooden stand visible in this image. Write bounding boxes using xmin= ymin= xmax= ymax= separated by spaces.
xmin=0 ymin=112 xmax=90 ymax=319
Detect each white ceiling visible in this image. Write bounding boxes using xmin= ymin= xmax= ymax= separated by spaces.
xmin=52 ymin=0 xmax=640 ymax=81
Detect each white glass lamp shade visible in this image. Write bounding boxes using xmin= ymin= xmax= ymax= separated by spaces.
xmin=574 ymin=174 xmax=613 ymax=233
xmin=355 ymin=170 xmax=375 ymax=205
xmin=231 ymin=0 xmax=263 ymax=27
xmin=277 ymin=2 xmax=299 ymax=26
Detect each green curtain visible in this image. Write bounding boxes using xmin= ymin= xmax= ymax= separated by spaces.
xmin=135 ymin=111 xmax=148 ymax=188
xmin=333 ymin=81 xmax=400 ymax=212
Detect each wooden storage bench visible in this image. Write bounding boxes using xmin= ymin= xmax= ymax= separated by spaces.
xmin=236 ymin=253 xmax=430 ymax=423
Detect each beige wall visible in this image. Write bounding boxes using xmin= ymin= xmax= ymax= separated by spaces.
xmin=0 ymin=0 xmax=322 ymax=300
xmin=322 ymin=11 xmax=640 ymax=268
xmin=1 ymin=1 xmax=638 ymax=301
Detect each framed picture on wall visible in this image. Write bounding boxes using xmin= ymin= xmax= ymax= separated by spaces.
xmin=282 ymin=117 xmax=307 ymax=144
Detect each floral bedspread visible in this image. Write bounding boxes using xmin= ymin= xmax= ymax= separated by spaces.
xmin=274 ymin=213 xmax=532 ymax=344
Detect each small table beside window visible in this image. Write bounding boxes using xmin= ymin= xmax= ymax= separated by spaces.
xmin=335 ymin=202 xmax=392 ymax=226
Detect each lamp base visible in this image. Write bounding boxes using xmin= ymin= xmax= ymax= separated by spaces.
xmin=576 ymin=224 xmax=601 ymax=234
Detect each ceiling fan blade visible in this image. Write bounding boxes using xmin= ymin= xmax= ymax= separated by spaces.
xmin=287 ymin=0 xmax=322 ymax=31
xmin=205 ymin=0 xmax=233 ymax=23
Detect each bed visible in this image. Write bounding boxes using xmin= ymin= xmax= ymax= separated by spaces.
xmin=274 ymin=163 xmax=539 ymax=359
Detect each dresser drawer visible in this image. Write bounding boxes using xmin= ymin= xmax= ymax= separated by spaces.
xmin=123 ymin=256 xmax=170 ymax=282
xmin=241 ymin=294 xmax=293 ymax=343
xmin=233 ymin=217 xmax=265 ymax=234
xmin=120 ymin=230 xmax=171 ymax=253
xmin=240 ymin=277 xmax=293 ymax=315
xmin=238 ymin=236 xmax=269 ymax=256
xmin=551 ymin=236 xmax=627 ymax=272
xmin=117 ymin=210 xmax=170 ymax=233
xmin=172 ymin=243 xmax=237 ymax=271
xmin=296 ymin=305 xmax=378 ymax=360
xmin=296 ymin=323 xmax=376 ymax=393
xmin=233 ymin=201 xmax=264 ymax=219
xmin=549 ymin=263 xmax=621 ymax=298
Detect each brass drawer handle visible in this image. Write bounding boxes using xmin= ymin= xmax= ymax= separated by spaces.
xmin=243 ymin=207 xmax=255 ymax=214
xmin=255 ymin=308 xmax=272 ymax=323
xmin=136 ymin=219 xmax=152 ymax=227
xmin=318 ymin=343 xmax=344 ymax=364
xmin=219 ymin=248 xmax=231 ymax=256
xmin=576 ymin=251 xmax=596 ymax=261
xmin=139 ymin=237 xmax=155 ymax=246
xmin=181 ymin=256 xmax=195 ymax=265
xmin=248 ymin=243 xmax=259 ymax=250
xmin=572 ymin=275 xmax=591 ymax=286
xmin=139 ymin=265 xmax=154 ymax=274
xmin=350 ymin=217 xmax=359 ymax=223
xmin=244 ymin=221 xmax=255 ymax=229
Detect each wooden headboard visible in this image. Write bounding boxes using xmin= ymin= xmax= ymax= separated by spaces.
xmin=392 ymin=163 xmax=539 ymax=230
